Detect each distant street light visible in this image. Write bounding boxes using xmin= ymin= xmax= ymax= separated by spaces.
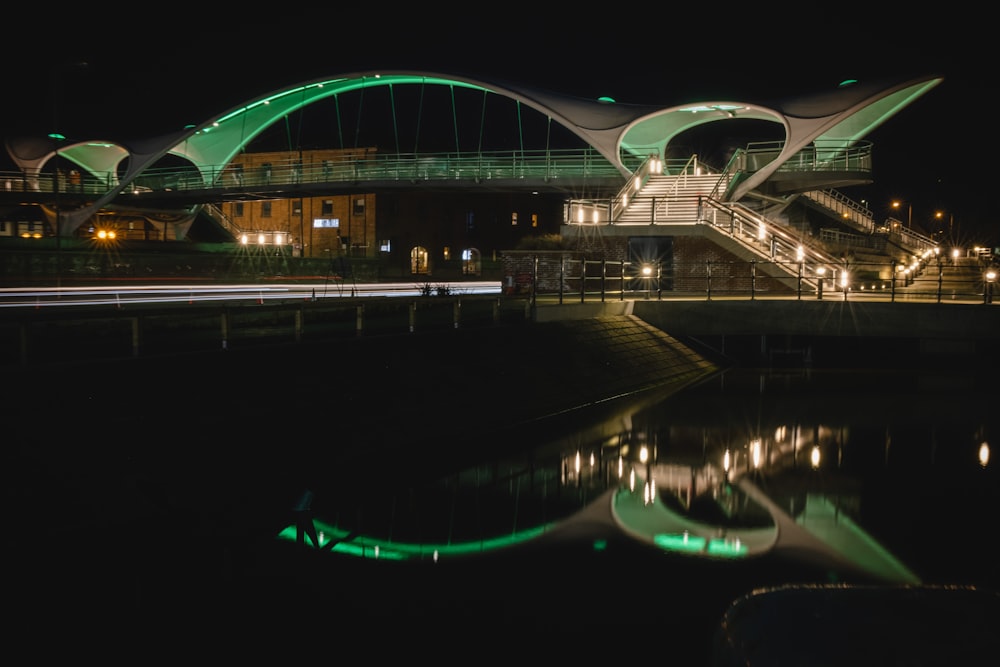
xmin=934 ymin=210 xmax=955 ymax=240
xmin=891 ymin=200 xmax=912 ymax=228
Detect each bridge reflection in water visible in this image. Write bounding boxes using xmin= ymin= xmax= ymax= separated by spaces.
xmin=278 ymin=366 xmax=997 ymax=600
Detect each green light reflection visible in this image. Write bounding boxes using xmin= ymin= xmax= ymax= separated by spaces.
xmin=276 ymin=518 xmax=553 ymax=562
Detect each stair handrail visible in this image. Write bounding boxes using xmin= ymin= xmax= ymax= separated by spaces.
xmin=698 ymin=196 xmax=842 ymax=287
xmin=610 ymin=153 xmax=661 ymax=223
xmin=649 ymin=156 xmax=725 ymax=223
xmin=805 ymin=189 xmax=875 ymax=234
xmin=708 ymin=149 xmax=745 ymax=201
xmin=202 ymin=202 xmax=242 ymax=239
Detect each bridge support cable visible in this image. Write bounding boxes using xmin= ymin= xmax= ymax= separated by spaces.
xmin=477 ymin=90 xmax=487 ymax=154
xmin=353 ymin=83 xmax=365 ymax=150
xmin=334 ymin=94 xmax=344 ymax=150
xmin=390 ymin=83 xmax=401 ymax=155
xmin=449 ymin=84 xmax=461 ymax=153
xmin=517 ymin=101 xmax=525 ymax=165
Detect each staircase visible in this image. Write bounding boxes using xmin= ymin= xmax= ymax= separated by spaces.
xmin=613 ymin=173 xmax=842 ymax=291
xmin=201 ymin=203 xmax=242 ymax=240
xmin=614 ymin=174 xmax=720 ymax=225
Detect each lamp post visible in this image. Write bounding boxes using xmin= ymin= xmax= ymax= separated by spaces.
xmin=891 ymin=200 xmax=912 ymax=229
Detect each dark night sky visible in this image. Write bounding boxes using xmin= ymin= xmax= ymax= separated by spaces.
xmin=2 ymin=11 xmax=991 ymax=242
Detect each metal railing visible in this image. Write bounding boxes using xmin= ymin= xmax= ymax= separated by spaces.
xmin=513 ymin=256 xmax=998 ymax=305
xmin=0 ymin=148 xmax=626 ymax=197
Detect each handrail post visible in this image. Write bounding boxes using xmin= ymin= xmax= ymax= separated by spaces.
xmin=580 ymin=257 xmax=586 ymax=303
xmin=558 ymin=256 xmax=564 ymax=305
xmin=750 ymin=260 xmax=756 ymax=300
xmin=937 ymin=260 xmax=943 ymax=303
xmin=706 ymin=261 xmax=712 ymax=301
xmin=620 ymin=261 xmax=626 ymax=301
xmin=601 ymin=260 xmax=607 ymax=303
xmin=890 ymin=260 xmax=896 ymax=302
xmin=531 ymin=255 xmax=538 ymax=309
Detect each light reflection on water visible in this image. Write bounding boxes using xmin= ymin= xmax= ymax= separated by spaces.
xmin=289 ymin=366 xmax=999 ymax=591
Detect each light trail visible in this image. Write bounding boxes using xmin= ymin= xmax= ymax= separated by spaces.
xmin=0 ymin=281 xmax=503 ymax=309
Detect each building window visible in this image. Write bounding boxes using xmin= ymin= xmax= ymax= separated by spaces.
xmin=353 ymin=197 xmax=365 ymax=216
xmin=462 ymin=248 xmax=481 ymax=276
xmin=234 ymin=202 xmax=244 ymax=217
xmin=293 ymin=199 xmax=302 ymax=216
xmin=511 ymin=212 xmax=518 ymax=226
xmin=262 ymin=201 xmax=272 ymax=218
xmin=410 ymin=246 xmax=429 ymax=275
xmin=443 ymin=246 xmax=451 ymax=261
xmin=531 ymin=213 xmax=538 ymax=227
xmin=322 ymin=200 xmax=333 ymax=216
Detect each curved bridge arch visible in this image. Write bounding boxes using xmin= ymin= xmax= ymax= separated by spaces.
xmin=6 ymin=70 xmax=942 ymax=236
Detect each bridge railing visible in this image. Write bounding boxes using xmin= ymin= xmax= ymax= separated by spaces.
xmin=2 ymin=148 xmax=626 ymax=196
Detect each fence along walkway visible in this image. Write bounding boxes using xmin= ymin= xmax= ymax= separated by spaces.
xmin=516 ymin=256 xmax=997 ymax=305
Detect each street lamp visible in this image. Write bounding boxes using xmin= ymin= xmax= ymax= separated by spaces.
xmin=641 ymin=264 xmax=653 ymax=299
xmin=891 ymin=200 xmax=912 ymax=228
xmin=934 ymin=210 xmax=954 ymax=241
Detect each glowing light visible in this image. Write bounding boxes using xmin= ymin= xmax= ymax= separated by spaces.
xmin=258 ymin=233 xmax=266 ymax=245
xmin=640 ymin=445 xmax=649 ymax=463
xmin=751 ymin=438 xmax=762 ymax=468
xmin=811 ymin=445 xmax=821 ymax=469
xmin=979 ymin=442 xmax=990 ymax=468
xmin=723 ymin=449 xmax=731 ymax=472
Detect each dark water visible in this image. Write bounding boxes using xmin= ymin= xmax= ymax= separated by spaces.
xmin=268 ymin=365 xmax=1000 ymax=654
xmin=8 ymin=358 xmax=999 ymax=658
